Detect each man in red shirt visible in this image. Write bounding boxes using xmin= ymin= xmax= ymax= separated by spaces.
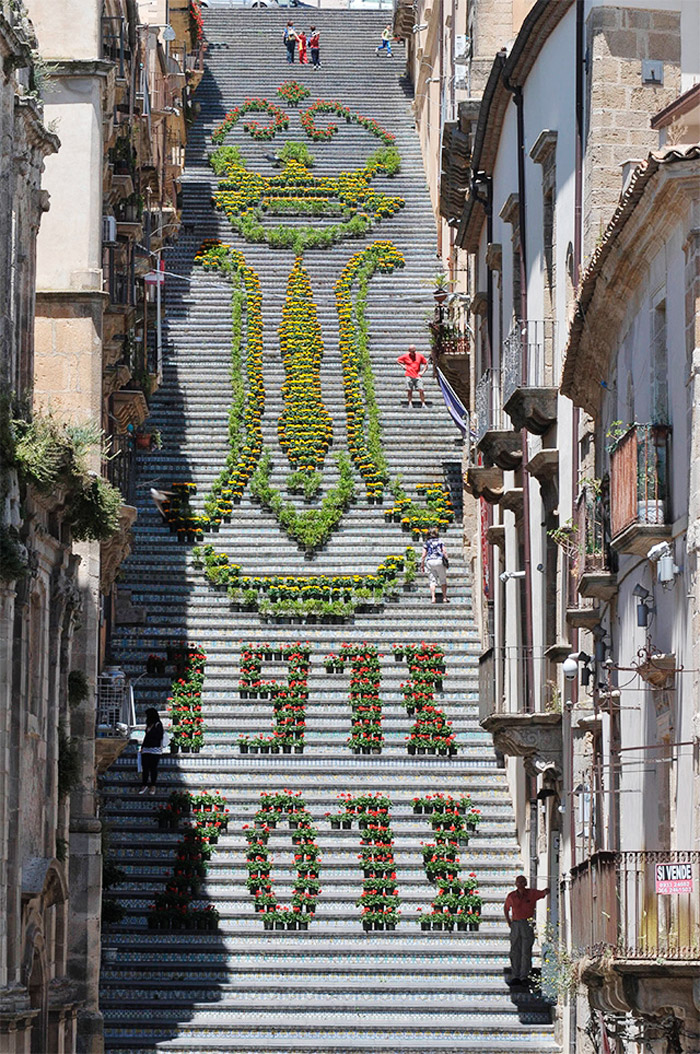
xmin=396 ymin=345 xmax=428 ymax=407
xmin=503 ymin=875 xmax=550 ymax=986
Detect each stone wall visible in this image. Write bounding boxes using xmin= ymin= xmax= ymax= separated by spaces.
xmin=584 ymin=5 xmax=681 ymax=261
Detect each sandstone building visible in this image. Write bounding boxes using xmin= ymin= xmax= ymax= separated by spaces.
xmin=0 ymin=0 xmax=197 ymax=1049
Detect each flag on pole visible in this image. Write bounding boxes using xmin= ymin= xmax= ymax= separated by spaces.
xmin=436 ymin=367 xmax=469 ymax=436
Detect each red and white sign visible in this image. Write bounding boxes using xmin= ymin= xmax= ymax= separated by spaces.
xmin=655 ymin=862 xmax=693 ymax=894
xmin=144 ymin=261 xmax=166 ymax=286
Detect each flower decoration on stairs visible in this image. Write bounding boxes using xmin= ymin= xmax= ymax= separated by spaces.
xmin=397 ymin=643 xmax=457 ymax=756
xmin=209 ymin=90 xmax=404 ymax=253
xmin=331 ymin=794 xmax=399 ymax=931
xmin=193 ymin=543 xmax=411 ymax=620
xmin=245 ymin=791 xmax=321 ymax=930
xmin=327 ymin=644 xmax=384 ymax=754
xmin=278 ymin=257 xmax=333 ymax=473
xmin=335 ymin=241 xmax=404 ymax=501
xmin=212 ymin=98 xmax=289 ymax=142
xmin=416 ymin=795 xmax=482 ymax=932
xmin=277 ymin=81 xmax=310 ymax=107
xmin=237 ymin=642 xmax=310 ymax=753
xmin=166 ymin=643 xmax=206 ymax=752
xmin=148 ymin=789 xmax=228 ymax=931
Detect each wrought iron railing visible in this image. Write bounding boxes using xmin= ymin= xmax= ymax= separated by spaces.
xmin=566 ymin=488 xmax=610 ymax=606
xmin=104 ymin=434 xmax=136 ymax=506
xmin=570 ymin=850 xmax=700 ymax=960
xmin=610 ymin=424 xmax=671 ymax=538
xmin=502 ymin=319 xmax=558 ymax=406
xmin=475 ymin=368 xmax=503 ymax=444
xmin=102 ymin=16 xmax=128 ymax=78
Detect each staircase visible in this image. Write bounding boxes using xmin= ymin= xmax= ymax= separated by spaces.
xmin=100 ymin=10 xmax=559 ymax=1053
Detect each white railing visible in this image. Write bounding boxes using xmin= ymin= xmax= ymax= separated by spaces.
xmin=96 ymin=671 xmax=135 ymax=737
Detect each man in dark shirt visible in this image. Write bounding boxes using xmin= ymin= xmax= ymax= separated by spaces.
xmin=503 ymin=875 xmax=550 ymax=986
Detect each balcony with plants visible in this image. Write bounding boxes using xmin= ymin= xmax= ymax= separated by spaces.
xmin=609 ymin=423 xmax=671 ymax=555
xmin=502 ymin=319 xmax=558 ymax=435
xmin=555 ymin=484 xmax=617 ymax=629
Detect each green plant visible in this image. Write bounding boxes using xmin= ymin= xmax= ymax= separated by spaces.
xmin=68 ymin=669 xmax=90 ymax=708
xmin=55 ymin=836 xmax=68 ymax=862
xmin=13 ymin=413 xmax=122 ymax=541
xmin=57 ymin=723 xmax=81 ymax=798
xmin=0 ymin=525 xmax=28 ymax=582
xmin=278 ymin=140 xmax=314 ymax=167
xmin=66 ymin=473 xmax=122 ymax=541
xmin=547 ymin=519 xmax=580 ymax=561
xmin=101 ymin=897 xmax=126 ymax=927
xmin=210 ymin=144 xmax=247 ymax=174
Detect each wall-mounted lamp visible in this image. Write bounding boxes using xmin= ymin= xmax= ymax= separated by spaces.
xmin=591 ymin=623 xmax=608 ymax=663
xmin=499 ymin=569 xmax=526 ymax=583
xmin=632 ymin=583 xmax=654 ymax=627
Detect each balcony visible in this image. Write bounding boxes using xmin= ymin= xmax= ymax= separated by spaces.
xmin=479 ymin=651 xmax=562 ymax=778
xmin=502 ymin=320 xmax=558 ymax=435
xmin=474 ymin=368 xmax=521 ymax=470
xmin=466 ymin=464 xmax=504 ymax=504
xmin=570 ymin=851 xmax=700 ymax=1021
xmin=481 ymin=710 xmax=562 ymax=779
xmin=104 ymin=434 xmax=136 ymax=507
xmin=565 ymin=488 xmax=616 ymax=629
xmin=102 ymin=16 xmax=129 ymax=79
xmin=94 ymin=668 xmax=136 ymax=774
xmin=478 ymin=647 xmax=497 ymax=725
xmin=610 ymin=424 xmax=671 ymax=555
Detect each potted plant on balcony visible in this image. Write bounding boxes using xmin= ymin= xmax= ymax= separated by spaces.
xmin=135 ymin=427 xmax=162 ymax=451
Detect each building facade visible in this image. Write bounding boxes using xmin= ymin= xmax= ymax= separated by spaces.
xmin=403 ymin=0 xmax=700 ymax=1049
xmin=1 ymin=0 xmax=197 ymax=1049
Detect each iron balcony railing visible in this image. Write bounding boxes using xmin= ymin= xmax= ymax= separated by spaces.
xmin=609 ymin=424 xmax=671 ymax=539
xmin=102 ymin=16 xmax=128 ymax=78
xmin=475 ymin=368 xmax=504 ymax=444
xmin=566 ymin=487 xmax=612 ymax=606
xmin=502 ymin=319 xmax=558 ymax=407
xmin=103 ymin=433 xmax=136 ymax=507
xmin=570 ymin=850 xmax=700 ymax=961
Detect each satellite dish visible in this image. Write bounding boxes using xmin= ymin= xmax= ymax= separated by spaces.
xmin=162 ymin=25 xmax=176 ymax=41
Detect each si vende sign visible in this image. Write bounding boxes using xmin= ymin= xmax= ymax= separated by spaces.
xmin=655 ymin=862 xmax=694 ymax=894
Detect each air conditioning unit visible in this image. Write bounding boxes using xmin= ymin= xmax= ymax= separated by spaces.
xmin=103 ymin=215 xmax=118 ymax=245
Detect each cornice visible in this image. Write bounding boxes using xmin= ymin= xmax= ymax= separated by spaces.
xmin=562 ymin=149 xmax=700 ymax=413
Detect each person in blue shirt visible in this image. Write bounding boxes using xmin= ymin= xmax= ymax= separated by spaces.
xmin=420 ymin=527 xmax=449 ymax=603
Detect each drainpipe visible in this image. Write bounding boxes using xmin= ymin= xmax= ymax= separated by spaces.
xmin=503 ymin=73 xmax=535 ymax=714
xmin=471 ymin=171 xmax=493 ymax=366
xmin=570 ymin=0 xmax=585 ymax=858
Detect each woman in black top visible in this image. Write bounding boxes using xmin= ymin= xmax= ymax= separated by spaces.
xmin=139 ymin=707 xmax=164 ymax=795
